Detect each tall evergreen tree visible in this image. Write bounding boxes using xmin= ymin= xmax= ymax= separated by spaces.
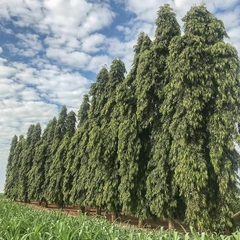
xmin=10 ymin=135 xmax=25 ymax=200
xmin=45 ymin=106 xmax=69 ymax=207
xmin=69 ymin=123 xmax=91 ymax=206
xmin=19 ymin=124 xmax=41 ymax=202
xmin=164 ymin=4 xmax=240 ymax=231
xmin=77 ymin=94 xmax=90 ymax=128
xmin=42 ymin=117 xmax=57 ymax=205
xmin=49 ymin=110 xmax=76 ymax=207
xmin=117 ymin=33 xmax=153 ymax=223
xmin=64 ymin=95 xmax=90 ymax=205
xmin=28 ymin=119 xmax=56 ymax=204
xmin=100 ymin=59 xmax=126 ymax=219
xmin=145 ymin=4 xmax=183 ymax=228
xmin=74 ymin=67 xmax=110 ymax=210
xmin=4 ymin=135 xmax=18 ymax=198
xmin=54 ymin=105 xmax=68 ymax=140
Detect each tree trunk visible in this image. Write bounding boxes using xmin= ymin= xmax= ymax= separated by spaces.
xmin=111 ymin=214 xmax=116 ymax=221
xmin=96 ymin=207 xmax=101 ymax=215
xmin=80 ymin=206 xmax=85 ymax=214
xmin=138 ymin=219 xmax=144 ymax=228
xmin=168 ymin=218 xmax=175 ymax=230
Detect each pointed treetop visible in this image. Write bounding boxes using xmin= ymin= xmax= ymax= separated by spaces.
xmin=25 ymin=125 xmax=36 ymax=146
xmin=6 ymin=135 xmax=18 ymax=166
xmin=140 ymin=35 xmax=152 ymax=53
xmin=32 ymin=123 xmax=41 ymax=144
xmin=133 ymin=32 xmax=146 ymax=55
xmin=43 ymin=117 xmax=57 ymax=142
xmin=89 ymin=67 xmax=109 ymax=97
xmin=127 ymin=32 xmax=150 ymax=85
xmin=10 ymin=135 xmax=18 ymax=148
xmin=182 ymin=4 xmax=228 ymax=43
xmin=108 ymin=58 xmax=126 ymax=88
xmin=154 ymin=4 xmax=180 ymax=48
xmin=78 ymin=94 xmax=90 ymax=127
xmin=54 ymin=105 xmax=68 ymax=139
xmin=19 ymin=135 xmax=25 ymax=141
xmin=66 ymin=110 xmax=76 ymax=137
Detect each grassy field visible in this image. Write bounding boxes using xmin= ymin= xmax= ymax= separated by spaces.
xmin=0 ymin=200 xmax=240 ymax=239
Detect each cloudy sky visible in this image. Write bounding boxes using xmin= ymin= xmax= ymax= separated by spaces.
xmin=0 ymin=0 xmax=239 ymax=192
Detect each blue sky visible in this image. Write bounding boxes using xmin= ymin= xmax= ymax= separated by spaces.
xmin=0 ymin=0 xmax=240 ymax=192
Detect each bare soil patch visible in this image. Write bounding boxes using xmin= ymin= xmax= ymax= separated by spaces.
xmin=15 ymin=200 xmax=189 ymax=232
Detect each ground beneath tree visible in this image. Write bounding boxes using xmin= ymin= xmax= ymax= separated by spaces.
xmin=15 ymin=200 xmax=189 ymax=233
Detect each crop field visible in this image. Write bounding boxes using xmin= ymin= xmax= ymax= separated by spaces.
xmin=0 ymin=200 xmax=240 ymax=240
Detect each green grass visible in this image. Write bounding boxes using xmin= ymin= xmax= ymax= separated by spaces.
xmin=0 ymin=200 xmax=240 ymax=240
xmin=0 ymin=193 xmax=4 ymax=199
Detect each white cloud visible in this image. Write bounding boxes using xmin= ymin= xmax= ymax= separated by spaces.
xmin=81 ymin=34 xmax=107 ymax=53
xmin=16 ymin=33 xmax=43 ymax=52
xmin=216 ymin=6 xmax=240 ymax=31
xmin=40 ymin=0 xmax=115 ymax=39
xmin=87 ymin=55 xmax=113 ymax=73
xmin=5 ymin=43 xmax=39 ymax=58
xmin=79 ymin=5 xmax=115 ymax=37
xmin=44 ymin=36 xmax=81 ymax=52
xmin=46 ymin=48 xmax=92 ymax=68
xmin=0 ymin=26 xmax=13 ymax=35
xmin=0 ymin=79 xmax=24 ymax=99
xmin=117 ymin=25 xmax=132 ymax=37
xmin=19 ymin=87 xmax=41 ymax=101
xmin=106 ymin=37 xmax=137 ymax=71
xmin=125 ymin=0 xmax=170 ymax=22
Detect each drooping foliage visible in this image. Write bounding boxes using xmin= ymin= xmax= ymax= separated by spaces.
xmin=45 ymin=106 xmax=71 ymax=207
xmin=8 ymin=135 xmax=25 ymax=200
xmin=19 ymin=124 xmax=41 ymax=203
xmin=4 ymin=135 xmax=18 ymax=198
xmin=164 ymin=4 xmax=240 ymax=231
xmin=28 ymin=119 xmax=57 ymax=204
xmin=79 ymin=63 xmax=122 ymax=212
xmin=146 ymin=4 xmax=183 ymax=226
xmin=38 ymin=117 xmax=57 ymax=204
xmin=100 ymin=59 xmax=126 ymax=217
xmin=117 ymin=32 xmax=152 ymax=222
xmin=64 ymin=96 xmax=90 ymax=205
xmin=70 ymin=67 xmax=109 ymax=207
xmin=77 ymin=94 xmax=90 ymax=127
xmin=50 ymin=110 xmax=76 ymax=207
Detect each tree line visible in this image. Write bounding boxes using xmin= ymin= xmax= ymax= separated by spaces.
xmin=4 ymin=4 xmax=240 ymax=232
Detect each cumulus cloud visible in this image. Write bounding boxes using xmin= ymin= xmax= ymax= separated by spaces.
xmin=87 ymin=55 xmax=113 ymax=73
xmin=46 ymin=48 xmax=92 ymax=68
xmin=125 ymin=0 xmax=172 ymax=22
xmin=81 ymin=34 xmax=107 ymax=53
xmin=16 ymin=33 xmax=43 ymax=52
xmin=0 ymin=79 xmax=24 ymax=99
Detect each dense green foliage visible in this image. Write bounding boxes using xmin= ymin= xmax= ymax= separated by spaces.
xmin=162 ymin=5 xmax=240 ymax=231
xmin=4 ymin=135 xmax=18 ymax=198
xmin=4 ymin=4 xmax=240 ymax=232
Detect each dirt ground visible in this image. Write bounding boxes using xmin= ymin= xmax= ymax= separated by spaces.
xmin=15 ymin=200 xmax=189 ymax=232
